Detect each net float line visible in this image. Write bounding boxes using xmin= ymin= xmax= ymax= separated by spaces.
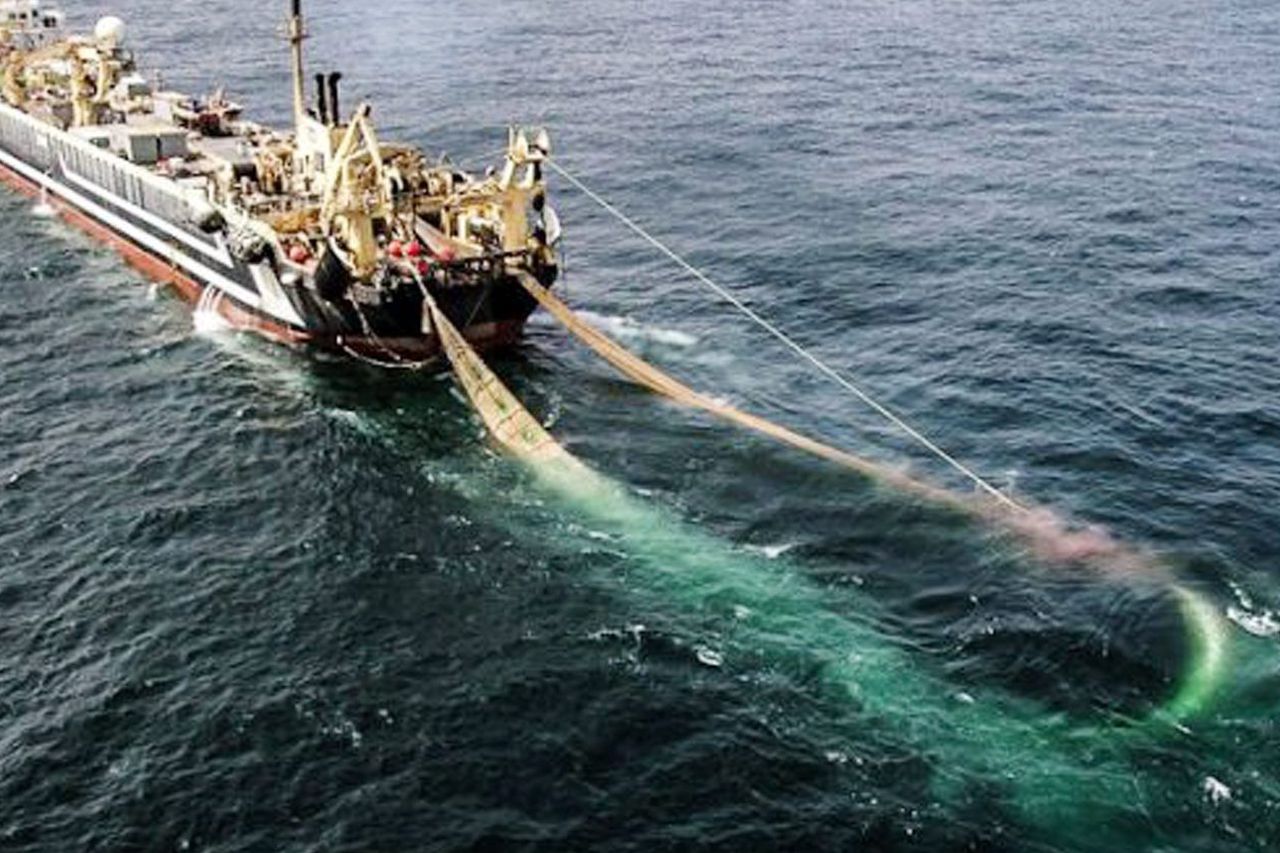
xmin=511 ymin=268 xmax=1229 ymax=724
xmin=547 ymin=159 xmax=1025 ymax=513
xmin=514 ymin=271 xmax=968 ymax=511
xmin=421 ymin=284 xmax=587 ymax=469
xmin=411 ymin=273 xmax=1204 ymax=843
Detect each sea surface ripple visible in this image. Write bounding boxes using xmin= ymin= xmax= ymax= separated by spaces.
xmin=2 ymin=1 xmax=1279 ymax=850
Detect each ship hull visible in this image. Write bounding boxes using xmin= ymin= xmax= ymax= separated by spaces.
xmin=0 ymin=102 xmax=541 ymax=367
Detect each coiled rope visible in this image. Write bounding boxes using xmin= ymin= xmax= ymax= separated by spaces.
xmin=547 ymin=159 xmax=1025 ymax=514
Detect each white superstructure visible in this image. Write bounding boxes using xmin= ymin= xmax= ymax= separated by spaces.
xmin=0 ymin=0 xmax=65 ymax=49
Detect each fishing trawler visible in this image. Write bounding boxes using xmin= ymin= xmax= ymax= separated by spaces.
xmin=0 ymin=0 xmax=561 ymax=364
xmin=0 ymin=3 xmax=1235 ymax=737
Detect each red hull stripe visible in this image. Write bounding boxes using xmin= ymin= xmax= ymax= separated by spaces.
xmin=0 ymin=155 xmax=314 ymax=343
xmin=0 ymin=156 xmax=525 ymax=362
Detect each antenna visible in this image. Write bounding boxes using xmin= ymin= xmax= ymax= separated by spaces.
xmin=288 ymin=0 xmax=307 ymax=128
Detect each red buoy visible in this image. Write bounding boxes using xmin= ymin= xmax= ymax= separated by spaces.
xmin=387 ymin=239 xmax=404 ymax=258
xmin=405 ymin=241 xmax=423 ymax=258
xmin=416 ymin=258 xmax=430 ymax=275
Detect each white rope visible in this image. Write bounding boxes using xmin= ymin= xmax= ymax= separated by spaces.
xmin=345 ymin=296 xmax=435 ymax=371
xmin=339 ymin=340 xmax=432 ymax=371
xmin=547 ymin=159 xmax=1026 ymax=514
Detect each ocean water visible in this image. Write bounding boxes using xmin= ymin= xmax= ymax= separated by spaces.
xmin=2 ymin=1 xmax=1279 ymax=850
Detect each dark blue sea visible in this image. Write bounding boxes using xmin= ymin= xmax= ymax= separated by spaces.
xmin=2 ymin=1 xmax=1279 ymax=850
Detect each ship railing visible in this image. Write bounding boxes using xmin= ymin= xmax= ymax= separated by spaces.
xmin=435 ymin=248 xmax=534 ymax=276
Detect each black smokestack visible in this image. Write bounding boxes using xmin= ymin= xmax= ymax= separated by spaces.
xmin=327 ymin=72 xmax=343 ymax=125
xmin=314 ymin=73 xmax=328 ymax=124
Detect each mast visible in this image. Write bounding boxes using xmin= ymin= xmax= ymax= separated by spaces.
xmin=288 ymin=0 xmax=306 ymax=128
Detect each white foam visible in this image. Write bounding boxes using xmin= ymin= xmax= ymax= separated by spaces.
xmin=1225 ymin=580 xmax=1279 ymax=637
xmin=323 ymin=408 xmax=356 ymax=426
xmin=1203 ymin=776 xmax=1232 ymax=806
xmin=577 ymin=310 xmax=698 ymax=348
xmin=745 ymin=542 xmax=796 ymax=560
xmin=695 ymin=646 xmax=724 ymax=667
xmin=587 ymin=623 xmax=646 ymax=643
xmin=1227 ymin=579 xmax=1257 ymax=611
xmin=192 ymin=305 xmax=231 ymax=335
xmin=646 ymin=327 xmax=699 ymax=348
xmin=1226 ymin=606 xmax=1280 ymax=638
xmin=31 ymin=185 xmax=55 ymax=218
